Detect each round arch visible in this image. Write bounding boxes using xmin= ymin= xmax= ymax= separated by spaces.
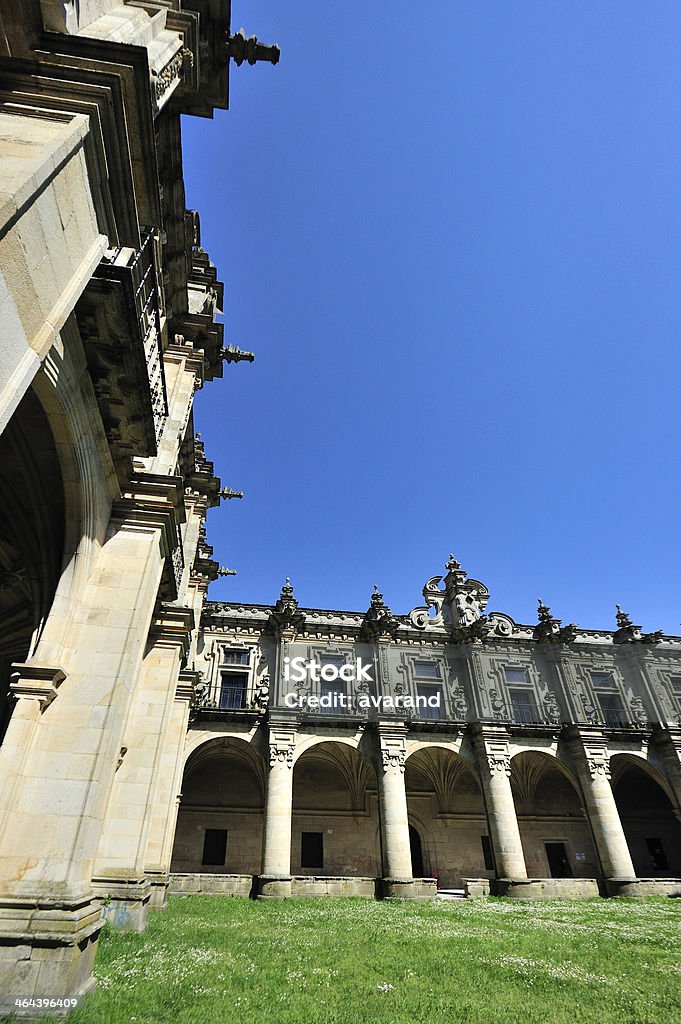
xmin=171 ymin=735 xmax=266 ymax=876
xmin=509 ymin=750 xmax=598 ymax=880
xmin=610 ymin=753 xmax=681 ymax=877
xmin=292 ymin=740 xmax=380 ymax=878
xmin=405 ymin=745 xmax=487 ymax=889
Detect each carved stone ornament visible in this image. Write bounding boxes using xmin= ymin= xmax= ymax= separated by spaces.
xmin=586 ymin=754 xmax=611 ymax=780
xmin=451 ymin=616 xmax=490 ymax=644
xmin=580 ymin=693 xmax=599 ymax=725
xmin=408 ymin=576 xmax=445 ymax=629
xmin=613 ymin=605 xmax=663 ymax=645
xmin=443 ymin=554 xmax=490 ymax=626
xmin=533 ymin=599 xmax=578 ymax=644
xmin=269 ymin=742 xmax=294 ymax=769
xmin=266 ymin=579 xmax=306 ymax=636
xmin=489 ymin=688 xmax=507 ymax=720
xmin=250 ymin=676 xmax=270 ymax=712
xmin=486 ymin=753 xmax=511 ymax=776
xmin=381 ymin=748 xmax=406 ymax=773
xmin=542 ymin=690 xmax=561 ymax=724
xmin=360 ymin=585 xmax=400 ymax=641
xmin=629 ymin=695 xmax=648 ymax=726
xmin=450 ymin=685 xmax=468 ymax=718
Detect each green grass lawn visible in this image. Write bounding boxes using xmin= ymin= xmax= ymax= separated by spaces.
xmin=43 ymin=896 xmax=681 ymax=1024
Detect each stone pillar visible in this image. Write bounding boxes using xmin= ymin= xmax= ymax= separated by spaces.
xmin=568 ymin=729 xmax=637 ymax=893
xmin=258 ymin=720 xmax=296 ymax=899
xmin=91 ymin=606 xmax=193 ymax=930
xmin=473 ymin=727 xmax=528 ymax=882
xmin=377 ymin=724 xmax=415 ymax=897
xmin=651 ymin=729 xmax=681 ymax=819
xmin=145 ymin=673 xmax=196 ymax=910
xmin=0 ymin=478 xmax=181 ymax=1001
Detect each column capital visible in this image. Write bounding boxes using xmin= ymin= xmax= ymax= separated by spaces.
xmin=10 ymin=662 xmax=65 ymax=711
xmin=268 ymin=722 xmax=297 ymax=769
xmin=377 ymin=723 xmax=407 ymax=773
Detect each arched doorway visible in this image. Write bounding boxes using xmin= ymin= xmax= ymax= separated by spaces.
xmin=510 ymin=751 xmax=599 ymax=879
xmin=405 ymin=746 xmax=488 ymax=888
xmin=611 ymin=755 xmax=681 ymax=877
xmin=0 ymin=387 xmax=65 ymax=742
xmin=171 ymin=737 xmax=265 ymax=875
xmin=292 ymin=741 xmax=380 ymax=877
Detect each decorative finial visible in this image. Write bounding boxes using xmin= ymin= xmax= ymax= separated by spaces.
xmin=219 ymin=344 xmax=255 ymax=364
xmin=537 ymin=598 xmax=553 ymax=623
xmin=615 ymin=604 xmax=633 ymax=629
xmin=445 ymin=553 xmax=462 ymax=572
xmin=227 ymin=29 xmax=280 ymax=67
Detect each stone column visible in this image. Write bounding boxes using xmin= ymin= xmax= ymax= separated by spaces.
xmin=473 ymin=727 xmax=528 ymax=883
xmin=377 ymin=724 xmax=415 ymax=897
xmin=259 ymin=720 xmax=296 ymax=898
xmin=568 ymin=729 xmax=637 ymax=893
xmin=650 ymin=729 xmax=681 ymax=821
xmin=91 ymin=606 xmax=193 ymax=930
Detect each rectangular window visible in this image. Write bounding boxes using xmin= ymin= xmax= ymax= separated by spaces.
xmin=504 ymin=667 xmax=528 ymax=685
xmin=590 ymin=671 xmax=616 ymax=689
xmin=414 ymin=660 xmax=440 ymax=678
xmin=219 ymin=672 xmax=248 ymax=710
xmin=417 ymin=683 xmax=443 ymax=720
xmin=509 ymin=688 xmax=540 ymax=725
xmin=320 ymin=678 xmax=348 ymax=714
xmin=671 ymin=677 xmax=681 ymax=703
xmin=301 ymin=832 xmax=323 ymax=869
xmin=646 ymin=837 xmax=669 ymax=872
xmin=221 ymin=648 xmax=250 ymax=665
xmin=202 ymin=828 xmax=227 ymax=866
xmin=481 ymin=835 xmax=494 ymax=871
xmin=597 ymin=691 xmax=627 ymax=728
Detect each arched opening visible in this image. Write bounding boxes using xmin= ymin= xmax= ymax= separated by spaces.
xmin=409 ymin=824 xmax=424 ymax=877
xmin=405 ymin=746 xmax=488 ymax=888
xmin=292 ymin=741 xmax=380 ymax=877
xmin=510 ymin=751 xmax=598 ymax=879
xmin=171 ymin=737 xmax=265 ymax=875
xmin=0 ymin=387 xmax=65 ymax=741
xmin=612 ymin=756 xmax=681 ymax=877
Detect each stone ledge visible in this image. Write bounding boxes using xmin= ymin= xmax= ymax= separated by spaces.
xmin=605 ymin=877 xmax=681 ymax=898
xmin=493 ymin=877 xmax=601 ymax=899
xmin=169 ymin=873 xmax=253 ymax=897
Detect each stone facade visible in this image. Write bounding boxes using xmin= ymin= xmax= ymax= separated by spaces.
xmin=177 ymin=569 xmax=681 ymax=900
xmin=0 ymin=0 xmax=277 ymax=1010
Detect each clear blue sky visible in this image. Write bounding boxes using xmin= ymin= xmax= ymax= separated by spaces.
xmin=182 ymin=1 xmax=681 ymax=633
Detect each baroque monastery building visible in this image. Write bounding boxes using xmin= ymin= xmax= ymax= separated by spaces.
xmin=0 ymin=0 xmax=680 ymax=1013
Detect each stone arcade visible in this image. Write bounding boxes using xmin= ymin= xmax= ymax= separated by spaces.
xmin=172 ymin=567 xmax=681 ymax=902
xmin=1 ymin=0 xmax=681 ymax=1015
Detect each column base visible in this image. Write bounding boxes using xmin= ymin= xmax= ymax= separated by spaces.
xmin=0 ymin=894 xmax=102 ymax=1017
xmin=255 ymin=875 xmax=292 ymax=900
xmin=146 ymin=872 xmax=169 ymax=911
xmin=492 ymin=877 xmax=600 ymax=898
xmin=605 ymin=877 xmax=681 ymax=897
xmin=379 ymin=877 xmax=437 ymax=899
xmin=91 ymin=874 xmax=151 ymax=931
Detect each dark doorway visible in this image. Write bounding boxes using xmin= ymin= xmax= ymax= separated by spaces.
xmin=545 ymin=842 xmax=572 ymax=878
xmin=409 ymin=825 xmax=424 ymax=877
